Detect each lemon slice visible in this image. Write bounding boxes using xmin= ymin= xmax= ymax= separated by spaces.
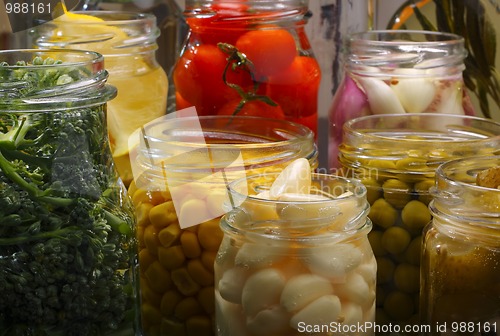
xmin=269 ymin=158 xmax=311 ymax=199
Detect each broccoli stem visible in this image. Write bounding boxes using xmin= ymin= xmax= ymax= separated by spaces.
xmin=103 ymin=209 xmax=132 ymax=236
xmin=0 ymin=225 xmax=79 ymax=245
xmin=0 ymin=149 xmax=74 ymax=207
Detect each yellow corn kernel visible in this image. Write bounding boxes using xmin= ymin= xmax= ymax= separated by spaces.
xmin=158 ymin=223 xmax=181 ymax=247
xmin=179 ymin=199 xmax=210 ymax=229
xmin=161 ymin=187 xmax=172 ymax=201
xmin=171 ymin=268 xmax=201 ymax=296
xmin=186 ymin=315 xmax=213 ymax=336
xmin=144 ymin=224 xmax=160 ymax=256
xmin=137 ymin=226 xmax=145 ymax=249
xmin=136 ymin=203 xmax=154 ymax=227
xmin=197 ymin=286 xmax=215 ymax=315
xmin=139 ymin=248 xmax=156 ymax=272
xmin=187 ymin=259 xmax=214 ymax=287
xmin=158 ymin=245 xmax=186 ymax=270
xmin=161 ymin=318 xmax=186 ymax=335
xmin=180 ymin=231 xmax=202 ymax=259
xmin=200 ymin=251 xmax=216 ymax=272
xmin=197 ymin=219 xmax=223 ymax=251
xmin=128 ymin=179 xmax=138 ymax=198
xmin=140 ymin=276 xmax=162 ymax=307
xmin=149 ymin=201 xmax=178 ymax=228
xmin=141 ymin=303 xmax=163 ymax=325
xmin=144 ymin=261 xmax=172 ymax=293
xmin=132 ymin=189 xmax=154 ymax=206
xmin=175 ymin=297 xmax=203 ymax=321
xmin=160 ymin=289 xmax=183 ymax=316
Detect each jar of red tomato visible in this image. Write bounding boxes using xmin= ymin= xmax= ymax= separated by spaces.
xmin=173 ymin=0 xmax=321 ymax=135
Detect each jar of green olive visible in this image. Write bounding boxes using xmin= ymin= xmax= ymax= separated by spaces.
xmin=338 ymin=113 xmax=500 ymax=331
xmin=421 ymin=156 xmax=500 ymax=335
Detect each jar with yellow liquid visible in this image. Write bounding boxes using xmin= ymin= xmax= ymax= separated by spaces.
xmin=33 ymin=9 xmax=169 ymax=186
xmin=127 ymin=115 xmax=317 ymax=336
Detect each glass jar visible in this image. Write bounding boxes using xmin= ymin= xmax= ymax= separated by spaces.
xmin=216 ymin=172 xmax=376 ymax=335
xmin=328 ymin=30 xmax=476 ymax=169
xmin=421 ymin=156 xmax=500 ymax=335
xmin=338 ymin=113 xmax=500 ymax=330
xmin=33 ymin=11 xmax=169 ymax=186
xmin=127 ymin=116 xmax=317 ymax=336
xmin=172 ymin=0 xmax=321 ymax=135
xmin=0 ymin=49 xmax=139 ymax=335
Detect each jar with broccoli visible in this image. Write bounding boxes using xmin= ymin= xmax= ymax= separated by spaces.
xmin=0 ymin=49 xmax=140 ymax=335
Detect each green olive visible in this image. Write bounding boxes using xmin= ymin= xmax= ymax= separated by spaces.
xmin=382 ymin=179 xmax=412 ymax=209
xmin=401 ymin=200 xmax=431 ymax=234
xmin=404 ymin=236 xmax=422 ymax=266
xmin=383 ymin=291 xmax=414 ymax=321
xmin=369 ymin=198 xmax=399 ymax=229
xmin=414 ymin=179 xmax=435 ymax=205
xmin=368 ymin=230 xmax=387 ymax=257
xmin=381 ymin=226 xmax=411 ymax=255
xmin=393 ymin=263 xmax=420 ymax=294
xmin=395 ymin=157 xmax=428 ymax=172
xmin=376 ymin=257 xmax=395 ymax=284
xmin=360 ymin=177 xmax=382 ymax=205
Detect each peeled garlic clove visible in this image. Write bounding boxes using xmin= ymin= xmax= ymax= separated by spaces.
xmin=390 ymin=78 xmax=436 ymax=112
xmin=290 ymin=295 xmax=341 ymax=330
xmin=241 ymin=268 xmax=286 ymax=316
xmin=304 ymin=244 xmax=363 ymax=279
xmin=269 ymin=158 xmax=311 ymax=198
xmin=234 ymin=243 xmax=286 ymax=269
xmin=434 ymin=81 xmax=465 ymax=115
xmin=280 ymin=274 xmax=333 ymax=312
xmin=335 ymin=272 xmax=370 ymax=305
xmin=246 ymin=305 xmax=289 ymax=335
xmin=339 ymin=302 xmax=363 ymax=325
xmin=215 ymin=291 xmax=249 ymax=336
xmin=358 ymin=77 xmax=406 ymax=115
xmin=218 ymin=267 xmax=248 ymax=304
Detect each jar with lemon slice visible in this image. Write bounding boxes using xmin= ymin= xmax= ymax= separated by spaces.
xmin=33 ymin=7 xmax=168 ymax=186
xmin=421 ymin=156 xmax=500 ymax=334
xmin=127 ymin=116 xmax=317 ymax=336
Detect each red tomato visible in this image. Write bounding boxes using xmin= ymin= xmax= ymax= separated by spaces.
xmin=173 ymin=44 xmax=253 ymax=115
xmin=216 ymin=99 xmax=285 ymax=120
xmin=267 ymin=56 xmax=321 ymax=118
xmin=175 ymin=92 xmax=192 ymax=111
xmin=235 ymin=28 xmax=297 ymax=78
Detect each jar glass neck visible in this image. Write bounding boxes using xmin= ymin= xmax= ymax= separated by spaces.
xmin=0 ymin=49 xmax=116 ymax=111
xmin=33 ymin=11 xmax=159 ymax=57
xmin=222 ymin=172 xmax=370 ymax=242
xmin=345 ymin=30 xmax=467 ymax=77
xmin=430 ymin=156 xmax=500 ymax=241
xmin=184 ymin=0 xmax=310 ymax=25
xmin=339 ymin=114 xmax=500 ymax=176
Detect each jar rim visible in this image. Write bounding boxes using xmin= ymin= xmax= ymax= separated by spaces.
xmin=56 ymin=11 xmax=156 ymax=25
xmin=349 ymin=30 xmax=465 ymax=45
xmin=339 ymin=113 xmax=500 ymax=174
xmin=221 ymin=172 xmax=371 ymax=243
xmin=0 ymin=49 xmax=116 ymax=110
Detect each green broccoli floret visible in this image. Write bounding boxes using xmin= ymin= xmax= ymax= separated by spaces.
xmin=0 ymin=57 xmax=137 ymax=335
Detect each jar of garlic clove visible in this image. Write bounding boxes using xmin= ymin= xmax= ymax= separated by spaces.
xmin=127 ymin=116 xmax=317 ymax=336
xmin=216 ymin=167 xmax=376 ymax=336
xmin=420 ymin=156 xmax=500 ymax=335
xmin=328 ymin=30 xmax=476 ymax=169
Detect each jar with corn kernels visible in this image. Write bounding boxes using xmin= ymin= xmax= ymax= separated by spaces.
xmin=216 ymin=171 xmax=376 ymax=336
xmin=421 ymin=156 xmax=500 ymax=335
xmin=338 ymin=113 xmax=500 ymax=333
xmin=127 ymin=116 xmax=317 ymax=336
